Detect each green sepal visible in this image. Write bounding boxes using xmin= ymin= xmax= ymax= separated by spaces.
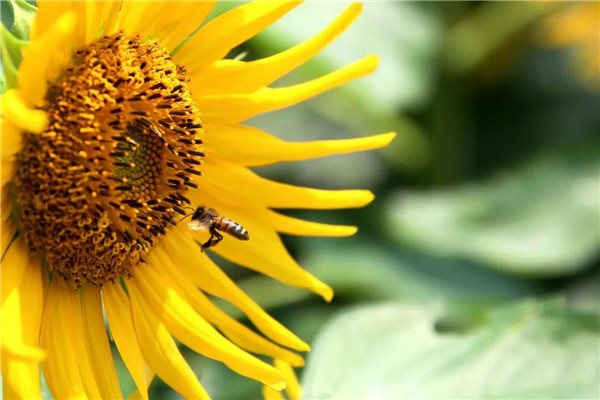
xmin=1 ymin=23 xmax=27 ymax=92
xmin=1 ymin=0 xmax=36 ymax=93
xmin=7 ymin=0 xmax=36 ymax=41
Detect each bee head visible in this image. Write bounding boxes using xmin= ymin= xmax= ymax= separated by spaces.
xmin=192 ymin=206 xmax=206 ymax=221
xmin=178 ymin=205 xmax=201 ymax=223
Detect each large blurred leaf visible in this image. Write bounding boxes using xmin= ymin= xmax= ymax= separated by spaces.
xmin=566 ymin=271 xmax=600 ymax=315
xmin=302 ymin=300 xmax=600 ymax=399
xmin=298 ymin=235 xmax=547 ymax=302
xmin=384 ymin=150 xmax=600 ymax=276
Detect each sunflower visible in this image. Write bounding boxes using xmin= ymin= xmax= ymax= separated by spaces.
xmin=1 ymin=1 xmax=394 ymax=398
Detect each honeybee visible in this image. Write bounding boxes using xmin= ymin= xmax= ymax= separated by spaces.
xmin=182 ymin=206 xmax=249 ymax=251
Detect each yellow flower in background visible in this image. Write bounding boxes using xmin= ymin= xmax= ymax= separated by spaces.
xmin=1 ymin=1 xmax=394 ymax=399
xmin=544 ymin=2 xmax=600 ymax=84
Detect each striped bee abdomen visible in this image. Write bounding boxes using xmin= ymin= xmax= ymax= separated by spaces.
xmin=218 ymin=218 xmax=250 ymax=240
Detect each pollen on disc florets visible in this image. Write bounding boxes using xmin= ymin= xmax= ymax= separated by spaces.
xmin=14 ymin=32 xmax=204 ymax=288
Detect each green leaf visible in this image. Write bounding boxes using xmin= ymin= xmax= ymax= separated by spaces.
xmin=0 ymin=62 xmax=5 ymax=93
xmin=1 ymin=0 xmax=35 ymax=92
xmin=301 ymin=300 xmax=600 ymax=399
xmin=384 ymin=150 xmax=600 ymax=277
xmin=298 ymin=236 xmax=546 ymax=302
xmin=6 ymin=0 xmax=36 ymax=40
xmin=566 ymin=271 xmax=600 ymax=315
xmin=1 ymin=23 xmax=27 ymax=91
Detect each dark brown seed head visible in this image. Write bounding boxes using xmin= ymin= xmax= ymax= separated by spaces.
xmin=13 ymin=32 xmax=204 ymax=288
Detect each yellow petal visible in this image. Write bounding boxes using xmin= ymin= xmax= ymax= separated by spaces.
xmin=70 ymin=1 xmax=88 ymax=46
xmin=209 ymin=216 xmax=333 ymax=302
xmin=276 ymin=360 xmax=302 ymax=400
xmin=31 ymin=1 xmax=73 ymax=39
xmin=0 ymin=238 xmax=44 ymax=400
xmin=1 ymin=357 xmax=39 ymax=400
xmin=176 ymin=1 xmax=301 ymax=73
xmin=103 ymin=283 xmax=152 ymax=400
xmin=150 ymin=247 xmax=305 ymax=366
xmin=190 ymin=3 xmax=363 ymax=96
xmin=263 ymin=209 xmax=358 ymax=237
xmin=127 ymin=378 xmax=158 ymax=400
xmin=1 ymin=118 xmax=24 ymax=160
xmin=32 ymin=1 xmax=106 ymax=47
xmin=72 ymin=289 xmax=103 ymax=399
xmin=115 ymin=1 xmax=151 ymax=37
xmin=19 ymin=12 xmax=77 ymax=107
xmin=1 ymin=119 xmax=23 ymax=188
xmin=129 ymin=267 xmax=286 ymax=390
xmin=262 ymin=385 xmax=286 ymax=400
xmin=162 ymin=230 xmax=309 ymax=352
xmin=200 ymin=159 xmax=375 ymax=209
xmin=125 ymin=281 xmax=212 ymax=400
xmin=151 ymin=1 xmax=216 ymax=51
xmin=36 ymin=1 xmax=120 ymax=43
xmin=1 ymin=238 xmax=45 ymax=360
xmin=40 ymin=279 xmax=87 ymax=399
xmin=175 ymin=201 xmax=333 ymax=301
xmin=196 ymin=55 xmax=378 ymax=123
xmin=39 ymin=1 xmax=114 ymax=45
xmin=0 ymin=219 xmax=15 ymax=259
xmin=85 ymin=1 xmax=121 ymax=40
xmin=83 ymin=1 xmax=101 ymax=40
xmin=1 ymin=157 xmax=15 ymax=190
xmin=0 ymin=90 xmax=48 ymax=133
xmin=81 ymin=290 xmax=123 ymax=399
xmin=1 ymin=188 xmax=16 ymax=257
xmin=117 ymin=1 xmax=214 ymax=50
xmin=204 ymin=123 xmax=396 ymax=166
xmin=117 ymin=1 xmax=169 ymax=38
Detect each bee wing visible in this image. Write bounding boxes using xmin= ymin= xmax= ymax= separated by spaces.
xmin=187 ymin=218 xmax=210 ymax=231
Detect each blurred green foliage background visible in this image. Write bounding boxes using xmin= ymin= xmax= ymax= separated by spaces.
xmin=2 ymin=1 xmax=599 ymax=399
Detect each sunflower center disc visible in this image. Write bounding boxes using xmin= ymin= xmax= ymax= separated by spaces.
xmin=14 ymin=32 xmax=204 ymax=287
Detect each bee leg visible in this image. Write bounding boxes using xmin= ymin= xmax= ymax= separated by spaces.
xmin=210 ymin=229 xmax=223 ymax=247
xmin=200 ymin=237 xmax=212 ymax=252
xmin=201 ymin=228 xmax=223 ymax=251
xmin=200 ymin=230 xmax=214 ymax=252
